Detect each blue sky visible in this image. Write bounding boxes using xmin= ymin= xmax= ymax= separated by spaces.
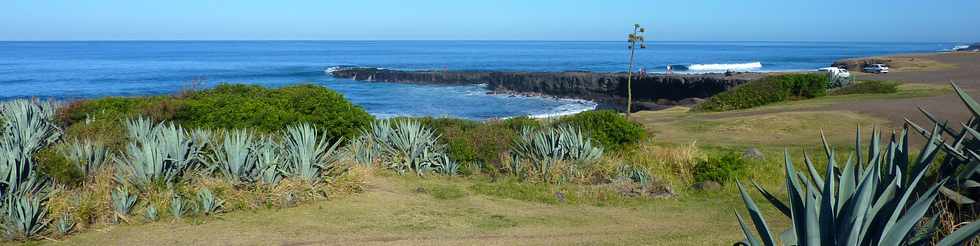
xmin=1 ymin=0 xmax=977 ymax=42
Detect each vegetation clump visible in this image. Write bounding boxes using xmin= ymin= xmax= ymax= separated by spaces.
xmin=555 ymin=110 xmax=646 ymax=151
xmin=693 ymin=74 xmax=829 ymax=112
xmin=693 ymin=151 xmax=748 ymax=184
xmin=58 ymin=84 xmax=374 ymax=141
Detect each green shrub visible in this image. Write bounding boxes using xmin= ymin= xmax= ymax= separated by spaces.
xmin=414 ymin=117 xmax=516 ymax=174
xmin=56 ymin=96 xmax=177 ymax=126
xmin=556 ymin=110 xmax=645 ymax=151
xmin=59 ymin=84 xmax=374 ymax=141
xmin=63 ymin=118 xmax=128 ymax=152
xmin=36 ymin=147 xmax=84 ymax=186
xmin=829 ymin=80 xmax=899 ymax=95
xmin=693 ymin=74 xmax=828 ymax=112
xmin=778 ymin=73 xmax=828 ymax=98
xmin=692 ymin=152 xmax=747 ymax=184
xmin=177 ymin=84 xmax=373 ymax=140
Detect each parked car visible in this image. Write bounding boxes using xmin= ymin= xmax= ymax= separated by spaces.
xmin=863 ymin=64 xmax=890 ymax=74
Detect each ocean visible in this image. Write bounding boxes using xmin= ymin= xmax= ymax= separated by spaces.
xmin=0 ymin=41 xmax=955 ymax=119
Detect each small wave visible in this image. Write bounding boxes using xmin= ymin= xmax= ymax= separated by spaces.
xmin=677 ymin=62 xmax=763 ymax=72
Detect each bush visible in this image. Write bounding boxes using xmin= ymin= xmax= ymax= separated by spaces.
xmin=692 ymin=151 xmax=747 ymax=184
xmin=36 ymin=147 xmax=84 ymax=186
xmin=63 ymin=118 xmax=128 ymax=152
xmin=555 ymin=110 xmax=646 ymax=151
xmin=414 ymin=117 xmax=516 ymax=174
xmin=829 ymin=80 xmax=899 ymax=95
xmin=59 ymin=84 xmax=374 ymax=141
xmin=176 ymin=84 xmax=373 ymax=140
xmin=693 ymin=73 xmax=828 ymax=112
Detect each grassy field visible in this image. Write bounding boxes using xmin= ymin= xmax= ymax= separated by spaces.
xmin=634 ymin=82 xmax=949 ymax=147
xmin=47 ymin=171 xmax=789 ymax=246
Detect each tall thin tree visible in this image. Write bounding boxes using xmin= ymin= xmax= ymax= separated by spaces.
xmin=625 ymin=24 xmax=646 ymax=118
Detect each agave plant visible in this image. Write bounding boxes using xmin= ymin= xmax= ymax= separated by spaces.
xmin=509 ymin=125 xmax=602 ymax=181
xmin=115 ymin=118 xmax=205 ymax=189
xmin=434 ymin=155 xmax=460 ymax=176
xmin=512 ymin=125 xmax=602 ymax=164
xmin=733 ymin=125 xmax=980 ymax=245
xmin=111 ymin=186 xmax=138 ymax=223
xmin=55 ymin=213 xmax=75 ymax=236
xmin=0 ymin=100 xmax=61 ymax=199
xmin=0 ymin=100 xmax=61 ymax=157
xmin=282 ymin=123 xmax=343 ymax=184
xmin=170 ymin=194 xmax=186 ymax=219
xmin=616 ymin=164 xmax=651 ymax=186
xmin=907 ymin=83 xmax=980 ymax=225
xmin=207 ymin=129 xmax=259 ymax=184
xmin=0 ymin=191 xmax=50 ymax=240
xmin=350 ymin=120 xmax=455 ymax=176
xmin=197 ymin=188 xmax=224 ymax=216
xmin=59 ymin=139 xmax=111 ymax=177
xmin=255 ymin=137 xmax=284 ymax=185
xmin=144 ymin=205 xmax=158 ymax=222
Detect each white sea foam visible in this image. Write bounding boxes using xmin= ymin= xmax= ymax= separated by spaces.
xmin=524 ymin=99 xmax=598 ymax=119
xmin=686 ymin=62 xmax=763 ymax=71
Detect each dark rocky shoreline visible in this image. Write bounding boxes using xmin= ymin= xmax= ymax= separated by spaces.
xmin=329 ymin=67 xmax=764 ymax=111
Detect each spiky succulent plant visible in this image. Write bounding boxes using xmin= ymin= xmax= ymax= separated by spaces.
xmin=59 ymin=138 xmax=111 ymax=177
xmin=255 ymin=137 xmax=284 ymax=186
xmin=55 ymin=213 xmax=75 ymax=236
xmin=349 ymin=120 xmax=455 ymax=176
xmin=197 ymin=188 xmax=224 ymax=216
xmin=901 ymin=83 xmax=980 ymax=241
xmin=144 ymin=205 xmax=158 ymax=222
xmin=170 ymin=194 xmax=186 ymax=219
xmin=115 ymin=118 xmax=205 ymax=189
xmin=509 ymin=125 xmax=602 ymax=182
xmin=207 ymin=129 xmax=259 ymax=184
xmin=0 ymin=100 xmax=61 ymax=199
xmin=0 ymin=191 xmax=50 ymax=240
xmin=110 ymin=186 xmax=138 ymax=223
xmin=733 ymin=124 xmax=980 ymax=245
xmin=282 ymin=123 xmax=343 ymax=184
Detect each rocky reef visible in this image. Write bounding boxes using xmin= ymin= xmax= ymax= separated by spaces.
xmin=329 ymin=67 xmax=761 ymax=105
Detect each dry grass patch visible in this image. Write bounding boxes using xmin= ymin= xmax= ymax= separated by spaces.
xmin=637 ymin=110 xmax=891 ymax=147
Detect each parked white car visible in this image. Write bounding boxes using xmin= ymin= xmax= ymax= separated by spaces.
xmin=863 ymin=64 xmax=890 ymax=74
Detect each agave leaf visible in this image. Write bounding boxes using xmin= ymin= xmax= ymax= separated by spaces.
xmin=803 ymin=151 xmax=825 ymax=189
xmin=734 ymin=210 xmax=762 ymax=246
xmin=953 ymin=82 xmax=980 ymax=119
xmin=936 ymin=219 xmax=980 ymax=246
xmin=966 ymin=179 xmax=980 ymax=188
xmin=939 ymin=187 xmax=976 ymax=205
xmin=880 ymin=182 xmax=943 ymax=246
xmin=908 ymin=216 xmax=940 ymax=246
xmin=751 ymin=181 xmax=791 ymax=217
xmin=819 ymin=153 xmax=836 ymax=243
xmin=855 ymin=126 xmax=862 ymax=173
xmin=840 ymin=158 xmax=877 ymax=245
xmin=784 ymin=151 xmax=808 ymax=245
xmin=804 ymin=187 xmax=821 ymax=246
xmin=736 ymin=181 xmax=775 ymax=246
xmin=918 ymin=107 xmax=958 ymax=136
xmin=837 ymin=153 xmax=856 ymax=213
